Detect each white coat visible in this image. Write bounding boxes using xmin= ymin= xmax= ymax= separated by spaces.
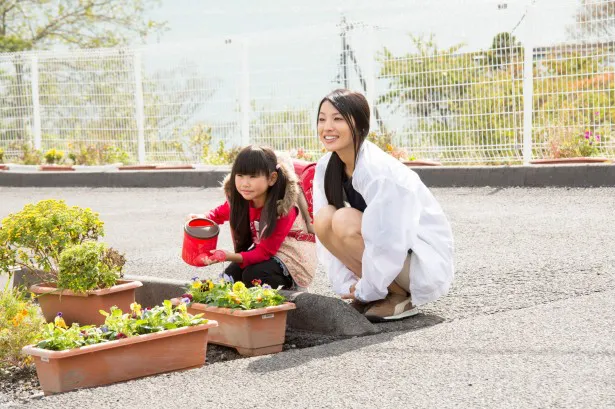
xmin=313 ymin=141 xmax=454 ymax=305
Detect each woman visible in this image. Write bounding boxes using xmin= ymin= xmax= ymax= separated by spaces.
xmin=313 ymin=89 xmax=454 ymax=322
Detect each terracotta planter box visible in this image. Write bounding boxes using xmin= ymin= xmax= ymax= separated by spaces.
xmin=403 ymin=160 xmax=442 ymax=167
xmin=155 ymin=165 xmax=195 ymax=170
xmin=39 ymin=165 xmax=75 ymax=171
xmin=118 ymin=165 xmax=157 ymax=170
xmin=530 ymin=157 xmax=611 ymax=165
xmin=22 ymin=321 xmax=218 ymax=395
xmin=30 ymin=280 xmax=143 ymax=326
xmin=0 ymin=164 xmax=8 ymax=171
xmin=171 ymin=299 xmax=296 ymax=356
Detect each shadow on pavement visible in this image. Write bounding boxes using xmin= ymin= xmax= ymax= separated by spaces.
xmin=246 ymin=313 xmax=444 ymax=373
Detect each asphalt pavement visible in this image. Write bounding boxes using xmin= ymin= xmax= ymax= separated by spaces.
xmin=0 ymin=186 xmax=613 ymax=408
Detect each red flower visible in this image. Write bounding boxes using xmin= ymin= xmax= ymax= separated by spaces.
xmin=251 ymin=279 xmax=262 ymax=286
xmin=116 ymin=333 xmax=127 ymax=339
xmin=181 ymin=293 xmax=193 ymax=301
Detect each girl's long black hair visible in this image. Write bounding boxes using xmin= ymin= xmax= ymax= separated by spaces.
xmin=319 ymin=89 xmax=371 ymax=209
xmin=229 ymin=145 xmax=288 ymax=253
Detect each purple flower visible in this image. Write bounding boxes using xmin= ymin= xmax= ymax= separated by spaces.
xmin=596 ymin=134 xmax=601 ymax=141
xmin=594 ymin=111 xmax=600 ymax=117
xmin=262 ymin=284 xmax=272 ymax=290
xmin=191 ymin=276 xmax=199 ymax=281
xmin=100 ymin=325 xmax=109 ymax=333
xmin=56 ymin=312 xmax=63 ymax=317
xmin=181 ymin=297 xmax=191 ymax=304
xmin=584 ymin=131 xmax=591 ymax=139
xmin=223 ymin=273 xmax=234 ymax=283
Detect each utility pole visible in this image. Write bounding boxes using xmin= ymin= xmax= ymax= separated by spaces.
xmin=340 ymin=15 xmax=349 ymax=89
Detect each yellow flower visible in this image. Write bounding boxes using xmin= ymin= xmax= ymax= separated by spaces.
xmin=208 ymin=280 xmax=214 ymax=290
xmin=177 ymin=303 xmax=187 ymax=313
xmin=191 ymin=280 xmax=202 ymax=289
xmin=386 ymin=144 xmax=394 ymax=152
xmin=54 ymin=313 xmax=68 ymax=329
xmin=232 ymin=281 xmax=246 ymax=292
xmin=130 ymin=302 xmax=142 ymax=316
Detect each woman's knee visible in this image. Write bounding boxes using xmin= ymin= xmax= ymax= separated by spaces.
xmin=331 ymin=208 xmax=362 ymax=239
xmin=314 ymin=205 xmax=336 ymax=239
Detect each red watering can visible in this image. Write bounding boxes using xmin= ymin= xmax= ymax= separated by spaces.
xmin=182 ymin=218 xmax=221 ymax=267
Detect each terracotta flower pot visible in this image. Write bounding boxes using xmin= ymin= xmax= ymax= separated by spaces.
xmin=530 ymin=157 xmax=611 ymax=165
xmin=39 ymin=165 xmax=75 ymax=171
xmin=30 ymin=280 xmax=143 ymax=325
xmin=22 ymin=321 xmax=218 ymax=395
xmin=118 ymin=165 xmax=157 ymax=170
xmin=171 ymin=299 xmax=296 ymax=356
xmin=403 ymin=160 xmax=442 ymax=167
xmin=154 ymin=165 xmax=195 ymax=170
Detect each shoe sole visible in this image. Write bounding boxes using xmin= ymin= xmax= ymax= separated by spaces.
xmin=365 ymin=307 xmax=419 ymax=323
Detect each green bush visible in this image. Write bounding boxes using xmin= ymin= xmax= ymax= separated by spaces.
xmin=0 ymin=288 xmax=45 ymax=368
xmin=0 ymin=148 xmax=4 ymax=163
xmin=57 ymin=241 xmax=125 ymax=293
xmin=44 ymin=148 xmax=64 ymax=164
xmin=68 ymin=142 xmax=132 ymax=165
xmin=0 ymin=199 xmax=104 ymax=282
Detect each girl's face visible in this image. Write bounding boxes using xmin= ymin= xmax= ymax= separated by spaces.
xmin=235 ymin=172 xmax=277 ymax=207
xmin=318 ymin=100 xmax=354 ymax=155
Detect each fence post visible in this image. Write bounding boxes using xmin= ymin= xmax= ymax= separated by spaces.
xmin=133 ymin=51 xmax=146 ymax=164
xmin=365 ymin=26 xmax=377 ymax=128
xmin=240 ymin=41 xmax=251 ymax=147
xmin=30 ymin=56 xmax=42 ymax=151
xmin=522 ymin=6 xmax=534 ymax=165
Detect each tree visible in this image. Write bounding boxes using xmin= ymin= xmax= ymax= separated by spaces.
xmin=487 ymin=32 xmax=522 ymax=69
xmin=377 ymin=35 xmax=524 ymax=162
xmin=0 ymin=0 xmax=166 ymax=149
xmin=0 ymin=0 xmax=165 ymax=51
xmin=567 ymin=0 xmax=615 ymax=41
xmin=250 ymin=107 xmax=317 ymax=152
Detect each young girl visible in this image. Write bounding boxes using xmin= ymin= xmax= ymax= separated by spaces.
xmin=189 ymin=145 xmax=315 ymax=290
xmin=313 ymin=89 xmax=454 ymax=322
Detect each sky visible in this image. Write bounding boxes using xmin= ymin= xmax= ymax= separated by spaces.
xmin=138 ymin=0 xmax=582 ymax=129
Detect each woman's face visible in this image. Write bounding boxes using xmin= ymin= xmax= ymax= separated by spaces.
xmin=318 ymin=100 xmax=354 ymax=155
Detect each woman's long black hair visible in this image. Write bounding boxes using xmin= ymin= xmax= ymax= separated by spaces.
xmin=228 ymin=145 xmax=288 ymax=253
xmin=319 ymin=89 xmax=371 ymax=209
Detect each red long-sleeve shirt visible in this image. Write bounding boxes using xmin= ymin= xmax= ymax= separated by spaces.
xmin=205 ymin=201 xmax=298 ymax=268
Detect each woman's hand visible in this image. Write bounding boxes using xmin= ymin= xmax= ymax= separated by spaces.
xmin=341 ymin=283 xmax=357 ymax=300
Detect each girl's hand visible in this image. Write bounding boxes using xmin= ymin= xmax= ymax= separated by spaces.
xmin=200 ymin=250 xmax=228 ymax=266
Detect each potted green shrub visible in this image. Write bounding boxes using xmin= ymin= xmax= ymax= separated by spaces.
xmin=22 ymin=300 xmax=218 ymax=395
xmin=171 ymin=276 xmax=295 ymax=356
xmin=0 ymin=199 xmax=142 ymax=325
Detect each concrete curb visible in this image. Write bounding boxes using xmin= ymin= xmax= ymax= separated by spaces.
xmin=1 ymin=164 xmax=614 ymax=187
xmin=0 ymin=169 xmax=229 ymax=188
xmin=11 ymin=270 xmax=378 ymax=337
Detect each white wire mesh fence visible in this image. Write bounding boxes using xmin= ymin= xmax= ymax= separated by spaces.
xmin=0 ymin=0 xmax=614 ymax=165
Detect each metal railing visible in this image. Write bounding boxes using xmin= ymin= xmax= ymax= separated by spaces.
xmin=1 ymin=0 xmax=614 ymax=164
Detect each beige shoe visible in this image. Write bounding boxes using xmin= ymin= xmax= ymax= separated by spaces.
xmin=363 ymin=292 xmax=419 ymax=322
xmin=347 ymin=299 xmax=370 ymax=314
